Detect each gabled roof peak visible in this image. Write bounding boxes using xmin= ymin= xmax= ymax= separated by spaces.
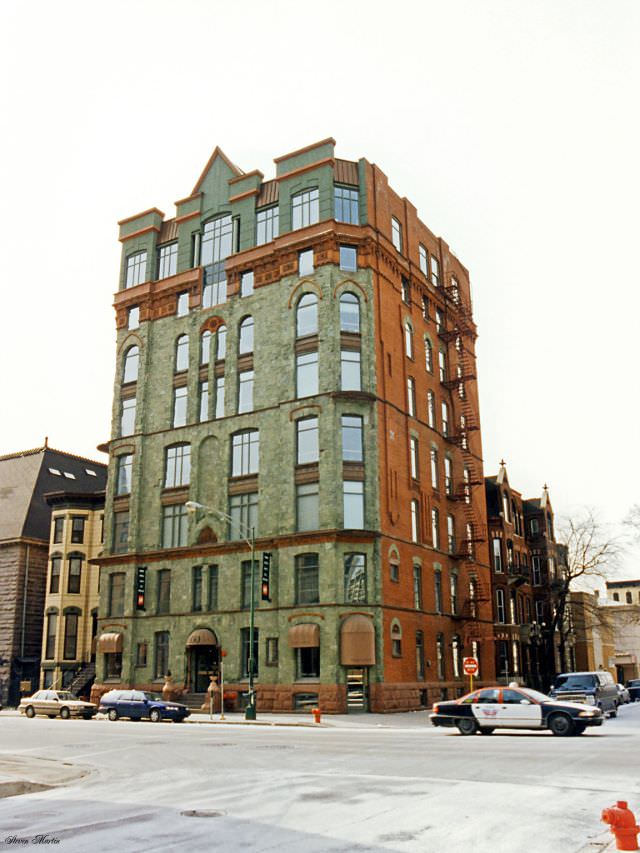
xmin=192 ymin=146 xmax=243 ymax=194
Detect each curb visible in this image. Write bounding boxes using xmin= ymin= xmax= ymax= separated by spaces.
xmin=184 ymin=717 xmax=328 ymax=728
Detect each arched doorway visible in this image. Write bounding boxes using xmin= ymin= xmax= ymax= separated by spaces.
xmin=340 ymin=615 xmax=376 ymax=712
xmin=186 ymin=628 xmax=219 ymax=693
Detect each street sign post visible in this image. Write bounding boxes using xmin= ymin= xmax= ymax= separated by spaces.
xmin=463 ymin=656 xmax=479 ymax=691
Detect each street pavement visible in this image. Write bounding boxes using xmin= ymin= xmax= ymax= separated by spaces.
xmin=0 ymin=703 xmax=638 ymax=852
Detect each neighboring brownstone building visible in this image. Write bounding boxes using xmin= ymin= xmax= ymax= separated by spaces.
xmin=485 ymin=464 xmax=563 ymax=689
xmin=0 ymin=445 xmax=106 ymax=705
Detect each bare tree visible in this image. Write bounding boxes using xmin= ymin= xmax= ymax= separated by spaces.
xmin=624 ymin=504 xmax=640 ymax=541
xmin=553 ymin=509 xmax=622 ymax=671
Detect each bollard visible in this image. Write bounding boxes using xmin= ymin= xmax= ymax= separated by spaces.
xmin=601 ymin=801 xmax=640 ymax=851
xmin=311 ymin=707 xmax=321 ymax=724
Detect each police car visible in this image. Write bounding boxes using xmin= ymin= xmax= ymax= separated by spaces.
xmin=430 ymin=685 xmax=604 ymax=736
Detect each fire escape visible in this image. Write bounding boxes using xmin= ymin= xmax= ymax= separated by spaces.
xmin=439 ymin=279 xmax=491 ymax=652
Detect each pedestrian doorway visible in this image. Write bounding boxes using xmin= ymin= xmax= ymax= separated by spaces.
xmin=346 ymin=668 xmax=368 ymax=711
xmin=185 ymin=628 xmax=219 ymax=694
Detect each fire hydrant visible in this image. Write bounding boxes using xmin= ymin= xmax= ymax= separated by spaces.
xmin=311 ymin=707 xmax=321 ymax=724
xmin=602 ymin=801 xmax=640 ymax=851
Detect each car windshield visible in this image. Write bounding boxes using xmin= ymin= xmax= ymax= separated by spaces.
xmin=56 ymin=692 xmax=77 ymax=701
xmin=554 ymin=675 xmax=596 ymax=689
xmin=519 ymin=688 xmax=550 ymax=703
xmin=142 ymin=693 xmax=164 ymax=702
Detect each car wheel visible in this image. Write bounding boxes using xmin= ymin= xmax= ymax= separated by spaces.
xmin=479 ymin=727 xmax=494 ymax=735
xmin=25 ymin=706 xmax=36 ymax=719
xmin=60 ymin=707 xmax=71 ymax=720
xmin=150 ymin=709 xmax=161 ymax=723
xmin=47 ymin=714 xmax=56 ymax=719
xmin=456 ymin=718 xmax=478 ymax=736
xmin=573 ymin=723 xmax=586 ymax=735
xmin=609 ymin=707 xmax=618 ymax=719
xmin=549 ymin=713 xmax=574 ymax=737
xmin=108 ymin=709 xmax=119 ymax=722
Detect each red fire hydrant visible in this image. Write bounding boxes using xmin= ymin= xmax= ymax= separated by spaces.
xmin=311 ymin=707 xmax=321 ymax=724
xmin=602 ymin=801 xmax=640 ymax=851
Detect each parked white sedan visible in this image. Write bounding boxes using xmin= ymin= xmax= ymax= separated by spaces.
xmin=19 ymin=690 xmax=97 ymax=720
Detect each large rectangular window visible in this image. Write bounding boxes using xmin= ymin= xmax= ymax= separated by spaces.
xmin=156 ymin=569 xmax=171 ymax=614
xmin=444 ymin=457 xmax=453 ymax=496
xmin=447 ymin=514 xmax=456 ymax=554
xmin=430 ymin=449 xmax=438 ymax=490
xmin=201 ymin=215 xmax=232 ymax=307
xmin=496 ymin=588 xmax=506 ymax=623
xmin=116 ymin=454 xmax=133 ymax=495
xmin=45 ymin=613 xmax=57 ymax=659
xmin=192 ymin=566 xmax=203 ymax=612
xmin=237 ymin=370 xmax=254 ymax=413
xmin=229 ymin=493 xmax=258 ymax=540
xmin=126 ymin=251 xmax=147 ymax=288
xmin=240 ymin=270 xmax=254 ymax=298
xmin=215 ymin=377 xmax=225 ymax=418
xmin=335 ymin=185 xmax=359 ymax=224
xmin=241 ymin=560 xmax=260 ymax=609
xmin=49 ymin=556 xmax=61 ymax=593
xmin=241 ymin=628 xmax=259 ymax=678
xmin=339 ymin=245 xmax=357 ymax=272
xmin=341 ymin=415 xmax=363 ymax=462
xmin=296 ymin=352 xmax=318 ymax=398
xmin=157 ymin=243 xmax=177 ymax=279
xmin=199 ymin=381 xmax=209 ymax=422
xmin=173 ymin=387 xmax=187 ymax=428
xmin=231 ymin=430 xmax=260 ymax=476
xmin=108 ymin=573 xmax=125 ymax=617
xmin=120 ymin=397 xmax=136 ymax=437
xmin=63 ymin=613 xmax=78 ymax=660
xmin=413 ymin=564 xmax=423 ymax=609
xmin=407 ymin=378 xmax=416 ymax=416
xmin=341 ymin=350 xmax=361 ymax=391
xmin=344 ymin=553 xmax=366 ymax=604
xmin=291 ymin=188 xmax=319 ymax=230
xmin=154 ymin=631 xmax=170 ymax=679
xmin=410 ymin=436 xmax=419 ymax=479
xmin=492 ymin=539 xmax=503 ymax=573
xmin=256 ymin=206 xmax=279 ymax=245
xmin=296 ymin=647 xmax=320 ymax=679
xmin=419 ymin=244 xmax=429 ymax=277
xmin=71 ymin=516 xmax=86 ymax=543
xmin=343 ymin=481 xmax=364 ymax=529
xmin=112 ymin=512 xmax=129 ymax=554
xmin=297 ymin=417 xmax=319 ymax=465
xmin=162 ymin=504 xmax=188 ymax=548
xmin=53 ymin=517 xmax=64 ymax=543
xmin=67 ymin=556 xmax=82 ymax=594
xmin=295 ymin=553 xmax=319 ymax=604
xmin=434 ymin=571 xmax=443 ymax=613
xmin=165 ymin=444 xmax=191 ymax=488
xmin=296 ymin=482 xmax=319 ymax=531
xmin=391 ymin=217 xmax=403 ymax=252
xmin=411 ymin=500 xmax=420 ymax=543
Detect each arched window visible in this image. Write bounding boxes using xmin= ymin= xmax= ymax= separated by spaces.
xmin=425 ymin=337 xmax=433 ymax=373
xmin=339 ymin=292 xmax=360 ymax=333
xmin=200 ymin=330 xmax=211 ymax=365
xmin=296 ymin=293 xmax=318 ymax=338
xmin=239 ymin=317 xmax=254 ymax=354
xmin=404 ymin=321 xmax=413 ymax=358
xmin=122 ymin=346 xmax=139 ymax=383
xmin=175 ymin=335 xmax=189 ymax=372
xmin=231 ymin=430 xmax=260 ymax=476
xmin=216 ymin=325 xmax=227 ymax=360
xmin=391 ymin=621 xmax=402 ymax=657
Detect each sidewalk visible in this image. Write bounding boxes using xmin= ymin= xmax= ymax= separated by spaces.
xmin=0 ymin=755 xmax=89 ymax=799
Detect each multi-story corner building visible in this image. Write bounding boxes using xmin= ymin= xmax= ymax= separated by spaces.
xmin=606 ymin=579 xmax=640 ymax=606
xmin=571 ymin=587 xmax=640 ymax=683
xmin=485 ymin=465 xmax=564 ymax=688
xmin=0 ymin=444 xmax=106 ymax=705
xmin=94 ymin=138 xmax=495 ymax=713
xmin=40 ymin=490 xmax=106 ymax=695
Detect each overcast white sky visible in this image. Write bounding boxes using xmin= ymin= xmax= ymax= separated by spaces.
xmin=1 ymin=0 xmax=638 ymax=574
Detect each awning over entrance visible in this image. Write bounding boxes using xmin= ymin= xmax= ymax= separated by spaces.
xmin=340 ymin=615 xmax=375 ymax=666
xmin=288 ymin=623 xmax=320 ymax=648
xmin=97 ymin=632 xmax=123 ymax=654
xmin=186 ymin=628 xmax=217 ymax=647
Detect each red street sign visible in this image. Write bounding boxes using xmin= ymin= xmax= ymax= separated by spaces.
xmin=463 ymin=657 xmax=479 ymax=676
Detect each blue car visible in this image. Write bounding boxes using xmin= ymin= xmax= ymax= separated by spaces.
xmin=99 ymin=689 xmax=190 ymax=723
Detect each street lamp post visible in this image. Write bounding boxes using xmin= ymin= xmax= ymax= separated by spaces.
xmin=186 ymin=501 xmax=257 ymax=720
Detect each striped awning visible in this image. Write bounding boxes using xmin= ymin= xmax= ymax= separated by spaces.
xmin=340 ymin=616 xmax=375 ymax=666
xmin=97 ymin=632 xmax=123 ymax=654
xmin=288 ymin=623 xmax=320 ymax=648
xmin=186 ymin=628 xmax=217 ymax=647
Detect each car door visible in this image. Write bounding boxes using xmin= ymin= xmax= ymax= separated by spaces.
xmin=42 ymin=691 xmax=59 ymax=715
xmin=499 ymin=689 xmax=543 ymax=728
xmin=470 ymin=688 xmax=502 ymax=727
xmin=131 ymin=691 xmax=148 ymax=719
xmin=119 ymin=691 xmax=135 ymax=718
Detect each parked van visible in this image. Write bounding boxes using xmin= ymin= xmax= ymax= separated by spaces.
xmin=549 ymin=671 xmax=619 ymax=716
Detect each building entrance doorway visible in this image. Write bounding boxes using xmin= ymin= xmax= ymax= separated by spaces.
xmin=185 ymin=628 xmax=219 ymax=693
xmin=346 ymin=668 xmax=368 ymax=711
